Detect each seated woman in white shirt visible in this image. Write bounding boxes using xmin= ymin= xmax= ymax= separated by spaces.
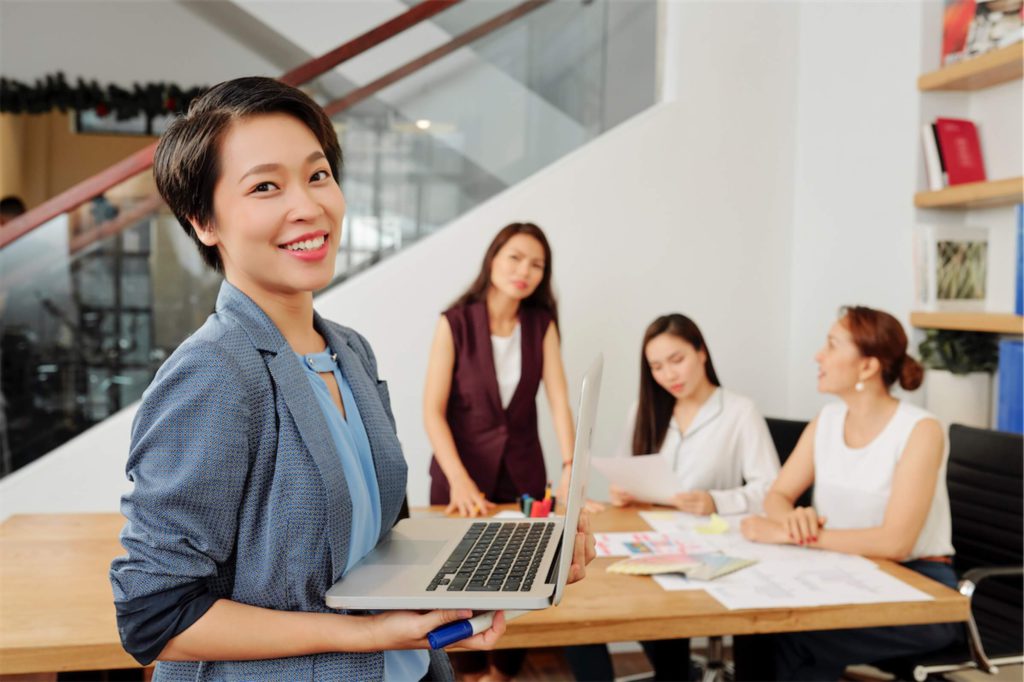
xmin=568 ymin=313 xmax=780 ymax=682
xmin=740 ymin=306 xmax=960 ymax=681
xmin=611 ymin=313 xmax=780 ymax=515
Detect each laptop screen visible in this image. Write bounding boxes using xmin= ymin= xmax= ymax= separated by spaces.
xmin=551 ymin=354 xmax=602 ymax=606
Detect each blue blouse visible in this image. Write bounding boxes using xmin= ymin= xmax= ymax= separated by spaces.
xmin=298 ymin=348 xmax=429 ymax=682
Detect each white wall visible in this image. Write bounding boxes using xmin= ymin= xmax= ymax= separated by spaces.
xmin=0 ymin=1 xmax=279 ymax=85
xmin=785 ymin=1 xmax=926 ymax=418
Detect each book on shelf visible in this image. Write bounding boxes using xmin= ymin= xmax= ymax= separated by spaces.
xmin=1016 ymin=204 xmax=1023 ymax=315
xmin=997 ymin=339 xmax=1023 ymax=434
xmin=934 ymin=117 xmax=987 ymax=185
xmin=921 ymin=123 xmax=947 ymax=191
xmin=942 ymin=0 xmax=1024 ymax=65
xmin=914 ymin=224 xmax=990 ymax=311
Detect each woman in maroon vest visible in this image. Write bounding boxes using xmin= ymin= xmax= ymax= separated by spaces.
xmin=423 ymin=222 xmax=575 ymax=681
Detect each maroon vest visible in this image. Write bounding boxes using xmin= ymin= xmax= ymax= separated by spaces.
xmin=429 ymin=301 xmax=552 ymax=504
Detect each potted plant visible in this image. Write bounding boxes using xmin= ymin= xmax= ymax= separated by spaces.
xmin=918 ymin=329 xmax=999 ymax=428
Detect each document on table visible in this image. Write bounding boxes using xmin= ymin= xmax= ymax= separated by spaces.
xmin=594 ymin=532 xmax=716 ymax=557
xmin=634 ymin=508 xmax=925 ymax=609
xmin=591 ymin=455 xmax=679 ymax=506
xmin=703 ymin=563 xmax=934 ymax=610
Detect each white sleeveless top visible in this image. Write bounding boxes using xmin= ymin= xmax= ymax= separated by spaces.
xmin=491 ymin=323 xmax=522 ymax=409
xmin=812 ymin=401 xmax=954 ymax=560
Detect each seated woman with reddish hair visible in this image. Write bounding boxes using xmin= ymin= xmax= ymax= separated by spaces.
xmin=740 ymin=306 xmax=961 ymax=681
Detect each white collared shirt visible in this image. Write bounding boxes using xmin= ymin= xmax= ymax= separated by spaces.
xmin=618 ymin=388 xmax=780 ymax=514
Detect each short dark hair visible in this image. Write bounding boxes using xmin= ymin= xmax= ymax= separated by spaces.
xmin=153 ymin=76 xmax=342 ymax=271
xmin=0 ymin=196 xmax=26 ymax=217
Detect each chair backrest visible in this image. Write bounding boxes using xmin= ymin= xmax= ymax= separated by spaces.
xmin=947 ymin=423 xmax=1023 ymax=657
xmin=765 ymin=417 xmax=812 ymax=508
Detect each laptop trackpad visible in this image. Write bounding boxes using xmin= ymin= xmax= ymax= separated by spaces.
xmin=363 ymin=538 xmax=445 ymax=565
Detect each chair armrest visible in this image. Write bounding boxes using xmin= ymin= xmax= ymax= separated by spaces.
xmin=956 ymin=565 xmax=1022 ymax=674
xmin=960 ymin=566 xmax=1023 ymax=590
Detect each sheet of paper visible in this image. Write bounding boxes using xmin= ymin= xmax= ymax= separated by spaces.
xmin=704 ymin=564 xmax=934 ymax=610
xmin=639 ymin=510 xmax=746 ymax=534
xmin=594 ymin=532 xmax=716 ymax=557
xmin=591 ymin=455 xmax=680 ymax=505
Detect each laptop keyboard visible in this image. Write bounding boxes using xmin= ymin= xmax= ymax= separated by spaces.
xmin=427 ymin=521 xmax=555 ymax=593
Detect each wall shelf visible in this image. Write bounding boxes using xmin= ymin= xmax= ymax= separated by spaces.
xmin=911 ymin=311 xmax=1024 ymax=335
xmin=914 ymin=177 xmax=1024 ymax=209
xmin=918 ymin=42 xmax=1024 ymax=91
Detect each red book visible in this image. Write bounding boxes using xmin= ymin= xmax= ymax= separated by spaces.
xmin=933 ymin=117 xmax=987 ymax=185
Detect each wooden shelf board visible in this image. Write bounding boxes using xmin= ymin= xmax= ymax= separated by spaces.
xmin=919 ymin=43 xmax=1024 ymax=91
xmin=914 ymin=177 xmax=1024 ymax=209
xmin=911 ymin=312 xmax=1024 ymax=335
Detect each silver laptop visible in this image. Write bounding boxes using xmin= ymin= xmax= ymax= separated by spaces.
xmin=326 ymin=355 xmax=602 ymax=611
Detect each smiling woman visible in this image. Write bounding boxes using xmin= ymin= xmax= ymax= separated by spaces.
xmin=104 ymin=77 xmax=594 ymax=682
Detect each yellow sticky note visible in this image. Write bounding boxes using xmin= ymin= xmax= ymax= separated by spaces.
xmin=695 ymin=513 xmax=729 ymax=535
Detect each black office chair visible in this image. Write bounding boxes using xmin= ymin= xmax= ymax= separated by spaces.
xmin=879 ymin=424 xmax=1023 ymax=681
xmin=765 ymin=417 xmax=812 ymax=507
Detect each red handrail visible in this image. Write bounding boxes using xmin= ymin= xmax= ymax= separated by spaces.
xmin=323 ymin=0 xmax=550 ymax=116
xmin=0 ymin=0 xmax=462 ymax=251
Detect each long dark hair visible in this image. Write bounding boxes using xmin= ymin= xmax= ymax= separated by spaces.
xmin=451 ymin=222 xmax=559 ymax=325
xmin=632 ymin=314 xmax=721 ymax=456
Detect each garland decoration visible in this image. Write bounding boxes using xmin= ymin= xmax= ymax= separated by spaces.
xmin=0 ymin=72 xmax=208 ymax=119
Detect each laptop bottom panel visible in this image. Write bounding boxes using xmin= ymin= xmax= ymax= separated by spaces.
xmin=325 ymin=517 xmax=563 ymax=610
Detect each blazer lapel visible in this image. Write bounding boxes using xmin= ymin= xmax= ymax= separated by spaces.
xmin=267 ymin=351 xmax=351 ymax=579
xmin=216 ymin=281 xmax=351 ymax=577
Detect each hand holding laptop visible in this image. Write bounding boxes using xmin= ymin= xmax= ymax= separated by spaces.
xmin=367 ymin=608 xmax=507 ymax=651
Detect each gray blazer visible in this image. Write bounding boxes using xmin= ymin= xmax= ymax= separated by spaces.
xmin=110 ymin=281 xmax=453 ymax=681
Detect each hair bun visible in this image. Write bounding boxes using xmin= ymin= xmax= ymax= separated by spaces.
xmin=899 ymin=354 xmax=924 ymax=391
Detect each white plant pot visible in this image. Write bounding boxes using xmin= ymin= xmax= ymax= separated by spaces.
xmin=924 ymin=370 xmax=992 ymax=429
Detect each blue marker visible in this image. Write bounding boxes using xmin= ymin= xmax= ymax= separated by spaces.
xmin=427 ymin=610 xmax=529 ymax=649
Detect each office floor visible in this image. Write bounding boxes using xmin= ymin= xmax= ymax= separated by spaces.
xmin=511 ymin=649 xmax=1024 ymax=682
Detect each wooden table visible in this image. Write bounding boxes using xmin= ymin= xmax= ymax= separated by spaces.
xmin=0 ymin=508 xmax=969 ymax=676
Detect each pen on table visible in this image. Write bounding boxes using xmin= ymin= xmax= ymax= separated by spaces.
xmin=427 ymin=610 xmax=530 ymax=649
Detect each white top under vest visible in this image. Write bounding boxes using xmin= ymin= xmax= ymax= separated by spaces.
xmin=618 ymin=388 xmax=780 ymax=515
xmin=491 ymin=323 xmax=522 ymax=409
xmin=812 ymin=400 xmax=954 ymax=560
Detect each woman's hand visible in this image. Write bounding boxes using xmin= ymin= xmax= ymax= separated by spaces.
xmin=566 ymin=512 xmax=597 ymax=584
xmin=445 ymin=475 xmax=496 ymax=518
xmin=608 ymin=484 xmax=635 ymax=507
xmin=780 ymin=506 xmax=826 ymax=545
xmin=671 ymin=490 xmax=716 ymax=516
xmin=366 ymin=609 xmax=505 ymax=651
xmin=740 ymin=515 xmax=791 ymax=545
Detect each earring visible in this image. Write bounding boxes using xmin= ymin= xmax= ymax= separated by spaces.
xmin=855 ymin=381 xmax=864 ymax=392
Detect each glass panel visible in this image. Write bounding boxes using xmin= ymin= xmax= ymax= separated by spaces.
xmin=0 ymin=170 xmax=221 ymax=476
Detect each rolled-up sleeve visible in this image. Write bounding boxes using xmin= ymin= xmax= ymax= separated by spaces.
xmin=109 ymin=340 xmax=252 ymax=664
